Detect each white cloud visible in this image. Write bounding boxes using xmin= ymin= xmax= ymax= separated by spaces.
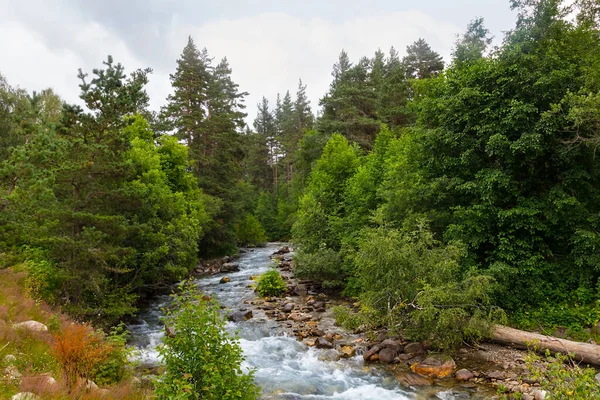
xmin=0 ymin=4 xmax=461 ymax=126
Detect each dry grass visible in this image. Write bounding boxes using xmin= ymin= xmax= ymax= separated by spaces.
xmin=0 ymin=268 xmax=152 ymax=399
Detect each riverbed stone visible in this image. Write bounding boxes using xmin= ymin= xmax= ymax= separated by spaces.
xmin=363 ymin=345 xmax=381 ymax=361
xmin=221 ymin=262 xmax=240 ymax=272
xmin=404 ymin=342 xmax=424 ymax=355
xmin=455 ymin=369 xmax=474 ymax=381
xmin=283 ymin=303 xmax=295 ymax=313
xmin=485 ymin=370 xmax=506 ymax=380
xmin=396 ymin=372 xmax=433 ymax=387
xmin=381 ymin=339 xmax=402 ymax=354
xmin=219 ymin=276 xmax=231 ymax=284
xmin=318 ymin=349 xmax=340 ymax=362
xmin=316 ymin=337 xmax=334 ymax=349
xmin=339 ymin=345 xmax=356 ymax=358
xmin=411 ymin=356 xmax=456 ymax=378
xmin=289 ymin=312 xmax=311 ymax=322
xmin=379 ymin=348 xmax=396 ymax=364
xmin=228 ymin=310 xmax=253 ymax=322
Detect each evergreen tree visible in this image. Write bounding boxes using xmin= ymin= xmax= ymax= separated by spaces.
xmin=403 ymin=38 xmax=444 ymax=79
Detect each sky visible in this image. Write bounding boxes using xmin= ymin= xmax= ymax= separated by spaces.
xmin=0 ymin=0 xmax=518 ymax=126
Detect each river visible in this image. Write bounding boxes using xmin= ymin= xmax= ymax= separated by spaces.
xmin=128 ymin=243 xmax=485 ymax=399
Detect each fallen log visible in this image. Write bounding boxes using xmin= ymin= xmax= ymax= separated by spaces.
xmin=492 ymin=325 xmax=600 ymax=366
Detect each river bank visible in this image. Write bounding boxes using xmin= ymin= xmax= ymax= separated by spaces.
xmin=230 ymin=245 xmax=556 ymax=400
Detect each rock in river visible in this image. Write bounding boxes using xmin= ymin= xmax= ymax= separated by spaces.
xmin=228 ymin=310 xmax=253 ymax=322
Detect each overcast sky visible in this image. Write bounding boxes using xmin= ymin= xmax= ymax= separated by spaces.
xmin=0 ymin=0 xmax=518 ymax=126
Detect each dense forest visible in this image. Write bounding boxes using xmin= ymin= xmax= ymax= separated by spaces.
xmin=1 ymin=0 xmax=600 ymax=352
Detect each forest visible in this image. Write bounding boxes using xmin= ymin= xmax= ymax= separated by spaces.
xmin=1 ymin=0 xmax=600 ymax=397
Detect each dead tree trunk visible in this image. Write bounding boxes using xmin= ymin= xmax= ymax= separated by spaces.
xmin=492 ymin=325 xmax=600 ymax=365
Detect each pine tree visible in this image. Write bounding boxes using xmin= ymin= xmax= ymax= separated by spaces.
xmin=161 ymin=37 xmax=211 ymax=151
xmin=403 ymin=38 xmax=444 ymax=79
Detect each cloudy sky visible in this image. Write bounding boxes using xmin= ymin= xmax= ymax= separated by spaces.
xmin=0 ymin=0 xmax=517 ymax=125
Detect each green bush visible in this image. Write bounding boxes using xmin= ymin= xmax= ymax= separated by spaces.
xmin=235 ymin=214 xmax=267 ymax=247
xmin=155 ymin=281 xmax=259 ymax=400
xmin=294 ymin=246 xmax=344 ymax=288
xmin=526 ymin=351 xmax=600 ymax=399
xmin=256 ymin=269 xmax=287 ymax=297
xmin=93 ymin=323 xmax=134 ymax=386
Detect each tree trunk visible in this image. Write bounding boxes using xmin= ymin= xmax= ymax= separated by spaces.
xmin=492 ymin=325 xmax=600 ymax=365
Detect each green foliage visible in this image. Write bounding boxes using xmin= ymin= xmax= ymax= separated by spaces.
xmin=294 ymin=246 xmax=344 ymax=288
xmin=332 ymin=305 xmax=369 ymax=332
xmin=235 ymin=214 xmax=267 ymax=247
xmin=92 ymin=323 xmax=134 ymax=386
xmin=155 ymin=281 xmax=259 ymax=400
xmin=526 ymin=351 xmax=600 ymax=399
xmin=256 ymin=268 xmax=287 ymax=297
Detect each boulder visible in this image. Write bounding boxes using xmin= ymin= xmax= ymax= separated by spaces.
xmin=381 ymin=339 xmax=402 ymax=354
xmin=379 ymin=348 xmax=396 ymax=364
xmin=316 ymin=337 xmax=334 ymax=349
xmin=363 ymin=345 xmax=381 ymax=361
xmin=228 ymin=310 xmax=253 ymax=322
xmin=410 ymin=356 xmax=456 ymax=378
xmin=11 ymin=393 xmax=40 ymax=400
xmin=534 ymin=390 xmax=547 ymax=400
xmin=288 ymin=312 xmax=311 ymax=322
xmin=219 ymin=276 xmax=231 ymax=284
xmin=455 ymin=368 xmax=474 ymax=381
xmin=318 ymin=349 xmax=340 ymax=362
xmin=485 ymin=370 xmax=506 ymax=380
xmin=274 ymin=246 xmax=291 ymax=255
xmin=339 ymin=345 xmax=356 ymax=358
xmin=282 ymin=303 xmax=295 ymax=313
xmin=13 ymin=321 xmax=48 ymax=332
xmin=395 ymin=372 xmax=433 ymax=387
xmin=221 ymin=262 xmax=240 ymax=272
xmin=293 ymin=284 xmax=308 ymax=296
xmin=404 ymin=342 xmax=424 ymax=355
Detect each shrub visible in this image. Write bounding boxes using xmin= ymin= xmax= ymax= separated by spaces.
xmin=256 ymin=269 xmax=287 ymax=297
xmin=526 ymin=350 xmax=600 ymax=399
xmin=52 ymin=323 xmax=113 ymax=390
xmin=155 ymin=281 xmax=259 ymax=400
xmin=235 ymin=214 xmax=267 ymax=247
xmin=294 ymin=246 xmax=344 ymax=288
xmin=92 ymin=323 xmax=134 ymax=386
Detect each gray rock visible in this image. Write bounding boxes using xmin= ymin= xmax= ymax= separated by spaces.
xmin=396 ymin=372 xmax=432 ymax=387
xmin=455 ymin=368 xmax=474 ymax=381
xmin=316 ymin=337 xmax=334 ymax=349
xmin=363 ymin=345 xmax=381 ymax=361
xmin=318 ymin=349 xmax=340 ymax=362
xmin=534 ymin=390 xmax=547 ymax=400
xmin=13 ymin=320 xmax=48 ymax=332
xmin=228 ymin=310 xmax=253 ymax=322
xmin=485 ymin=370 xmax=506 ymax=380
xmin=221 ymin=262 xmax=240 ymax=272
xmin=381 ymin=338 xmax=402 ymax=354
xmin=4 ymin=354 xmax=16 ymax=364
xmin=404 ymin=342 xmax=424 ymax=355
xmin=5 ymin=365 xmax=21 ymax=379
xmin=522 ymin=394 xmax=534 ymax=400
xmin=379 ymin=348 xmax=396 ymax=364
xmin=283 ymin=303 xmax=295 ymax=313
xmin=11 ymin=393 xmax=40 ymax=400
xmin=596 ymin=372 xmax=600 ymax=382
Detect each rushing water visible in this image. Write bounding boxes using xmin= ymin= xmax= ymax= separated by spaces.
xmin=128 ymin=243 xmax=484 ymax=400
